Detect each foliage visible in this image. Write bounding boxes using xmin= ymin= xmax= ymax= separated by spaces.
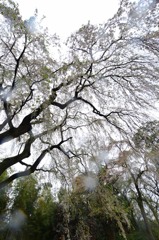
xmin=0 ymin=172 xmax=10 ymax=238
xmin=134 ymin=120 xmax=159 ymax=151
xmin=0 ymin=172 xmax=159 ymax=240
xmin=109 ymin=120 xmax=159 ymax=240
xmin=12 ymin=175 xmax=39 ymax=214
xmin=61 ymin=169 xmax=131 ymax=240
xmin=29 ymin=187 xmax=58 ymax=240
xmin=0 ymin=172 xmax=9 ymax=215
xmin=0 ymin=175 xmax=59 ymax=240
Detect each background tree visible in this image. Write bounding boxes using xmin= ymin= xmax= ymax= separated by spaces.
xmin=31 ymin=185 xmax=58 ymax=240
xmin=108 ymin=120 xmax=159 ymax=240
xmin=1 ymin=175 xmax=59 ymax=240
xmin=0 ymin=172 xmax=10 ymax=239
xmin=6 ymin=175 xmax=40 ymax=239
xmin=67 ymin=171 xmax=130 ymax=240
xmin=0 ymin=165 xmax=158 ymax=240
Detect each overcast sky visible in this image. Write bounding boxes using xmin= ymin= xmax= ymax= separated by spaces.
xmin=16 ymin=0 xmax=120 ymax=39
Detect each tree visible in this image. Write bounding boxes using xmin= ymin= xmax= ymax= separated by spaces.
xmin=133 ymin=120 xmax=159 ymax=231
xmin=0 ymin=173 xmax=129 ymax=240
xmin=0 ymin=0 xmax=159 ymax=191
xmin=110 ymin=120 xmax=159 ymax=240
xmin=30 ymin=185 xmax=58 ymax=240
xmin=67 ymin=171 xmax=130 ymax=240
xmin=0 ymin=174 xmax=59 ymax=240
xmin=6 ymin=175 xmax=40 ymax=239
xmin=0 ymin=172 xmax=10 ymax=239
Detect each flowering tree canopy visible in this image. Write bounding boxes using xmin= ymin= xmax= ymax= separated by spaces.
xmin=0 ymin=0 xmax=159 ymax=189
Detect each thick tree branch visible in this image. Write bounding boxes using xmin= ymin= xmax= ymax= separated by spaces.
xmin=0 ymin=137 xmax=72 ymax=189
xmin=0 ymin=93 xmax=57 ymax=144
xmin=0 ymin=137 xmax=34 ymax=176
